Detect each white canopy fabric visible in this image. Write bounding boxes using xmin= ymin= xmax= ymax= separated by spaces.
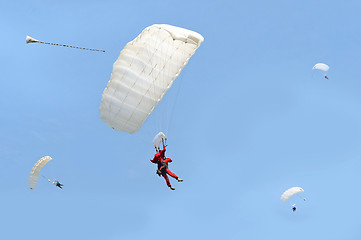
xmin=153 ymin=132 xmax=166 ymax=149
xmin=313 ymin=63 xmax=329 ymax=72
xmin=100 ymin=24 xmax=204 ymax=133
xmin=281 ymin=187 xmax=304 ymax=202
xmin=28 ymin=156 xmax=52 ymax=190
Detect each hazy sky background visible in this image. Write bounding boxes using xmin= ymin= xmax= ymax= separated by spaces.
xmin=1 ymin=0 xmax=361 ymax=239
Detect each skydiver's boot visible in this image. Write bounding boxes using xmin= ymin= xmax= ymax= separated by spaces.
xmin=177 ymin=178 xmax=183 ymax=182
xmin=170 ymin=186 xmax=175 ymax=190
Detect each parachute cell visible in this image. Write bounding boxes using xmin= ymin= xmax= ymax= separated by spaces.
xmin=28 ymin=156 xmax=52 ymax=190
xmin=313 ymin=63 xmax=329 ymax=72
xmin=281 ymin=187 xmax=304 ymax=202
xmin=99 ymin=24 xmax=204 ymax=133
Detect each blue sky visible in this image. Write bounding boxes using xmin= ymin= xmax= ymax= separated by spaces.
xmin=1 ymin=0 xmax=361 ymax=239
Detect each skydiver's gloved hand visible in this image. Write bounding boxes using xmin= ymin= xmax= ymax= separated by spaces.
xmin=156 ymin=169 xmax=162 ymax=176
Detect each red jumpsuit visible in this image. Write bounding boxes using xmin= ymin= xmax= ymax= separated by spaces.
xmin=150 ymin=148 xmax=178 ymax=187
xmin=151 ymin=148 xmax=166 ymax=169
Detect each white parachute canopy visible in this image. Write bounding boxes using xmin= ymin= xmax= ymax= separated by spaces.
xmin=153 ymin=132 xmax=166 ymax=149
xmin=28 ymin=156 xmax=52 ymax=190
xmin=99 ymin=24 xmax=204 ymax=133
xmin=313 ymin=63 xmax=329 ymax=72
xmin=281 ymin=187 xmax=304 ymax=202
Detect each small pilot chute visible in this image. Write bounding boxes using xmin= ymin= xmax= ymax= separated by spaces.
xmin=153 ymin=132 xmax=167 ymax=149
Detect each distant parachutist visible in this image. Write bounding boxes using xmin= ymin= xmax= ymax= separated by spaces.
xmin=313 ymin=63 xmax=329 ymax=79
xmin=281 ymin=187 xmax=306 ymax=212
xmin=53 ymin=180 xmax=63 ymax=189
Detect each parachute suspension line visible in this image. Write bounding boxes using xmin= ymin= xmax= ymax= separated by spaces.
xmin=41 ymin=174 xmax=51 ymax=182
xmin=165 ymin=41 xmax=190 ymax=137
xmin=296 ymin=194 xmax=306 ymax=201
xmin=26 ymin=36 xmax=105 ymax=52
xmin=163 ymin=42 xmax=176 ymax=135
xmin=133 ymin=35 xmax=168 ymax=146
xmin=153 ymin=31 xmax=170 ymax=134
xmin=157 ymin=40 xmax=172 ymax=134
xmin=145 ymin=35 xmax=173 ymax=134
xmin=153 ymin=40 xmax=184 ymax=136
xmin=166 ymin=64 xmax=185 ymax=138
xmin=37 ymin=41 xmax=105 ymax=52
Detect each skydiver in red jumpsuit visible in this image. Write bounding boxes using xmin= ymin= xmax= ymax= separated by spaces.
xmin=151 ymin=144 xmax=183 ymax=190
xmin=53 ymin=180 xmax=63 ymax=189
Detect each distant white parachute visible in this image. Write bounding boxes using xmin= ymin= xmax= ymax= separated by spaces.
xmin=313 ymin=63 xmax=329 ymax=79
xmin=313 ymin=63 xmax=329 ymax=72
xmin=26 ymin=35 xmax=105 ymax=52
xmin=99 ymin=24 xmax=204 ymax=133
xmin=281 ymin=187 xmax=304 ymax=202
xmin=153 ymin=132 xmax=166 ymax=149
xmin=28 ymin=156 xmax=52 ymax=190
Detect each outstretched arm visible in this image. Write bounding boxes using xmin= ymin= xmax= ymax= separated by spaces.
xmin=151 ymin=153 xmax=159 ymax=163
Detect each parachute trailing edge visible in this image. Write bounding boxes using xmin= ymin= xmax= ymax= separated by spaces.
xmin=28 ymin=156 xmax=52 ymax=190
xmin=99 ymin=24 xmax=204 ymax=133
